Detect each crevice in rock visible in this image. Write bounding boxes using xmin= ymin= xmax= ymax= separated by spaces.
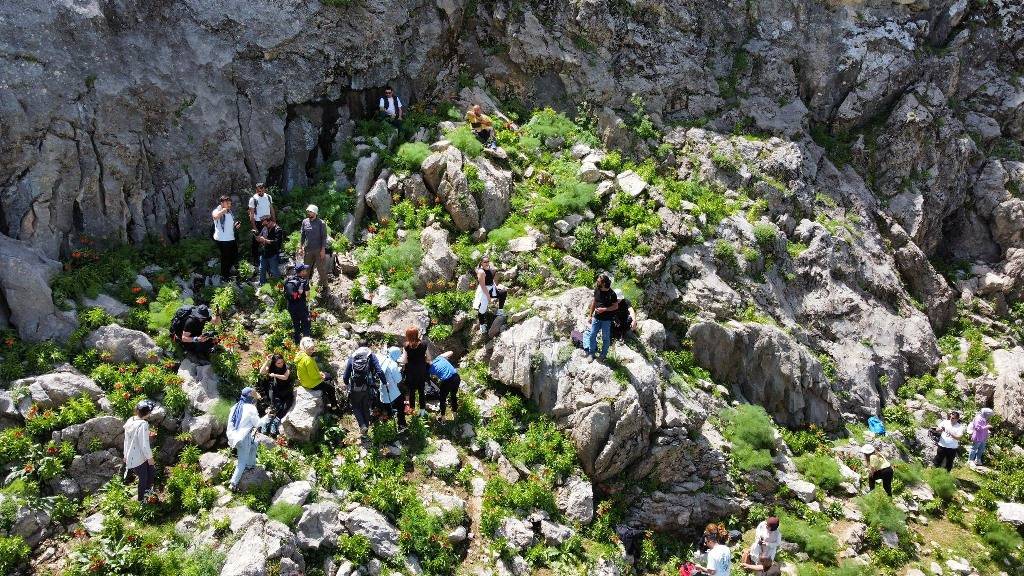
xmin=86 ymin=125 xmax=107 ymax=217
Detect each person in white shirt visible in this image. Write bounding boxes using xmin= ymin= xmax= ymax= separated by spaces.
xmin=697 ymin=532 xmax=732 ymax=575
xmin=376 ymin=346 xmax=406 ymax=429
xmin=378 ymin=86 xmax=403 ymax=126
xmin=212 ymin=194 xmax=241 ymax=280
xmin=247 ymin=183 xmax=276 ymax=265
xmin=932 ymin=410 xmax=965 ymax=472
xmin=744 ymin=517 xmax=781 ymax=563
xmin=123 ymin=400 xmax=156 ymax=502
xmin=226 ymin=387 xmax=268 ymax=491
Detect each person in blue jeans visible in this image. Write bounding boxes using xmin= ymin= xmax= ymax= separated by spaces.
xmin=588 ymin=274 xmax=619 ymax=361
xmin=255 ymin=215 xmax=284 ymax=284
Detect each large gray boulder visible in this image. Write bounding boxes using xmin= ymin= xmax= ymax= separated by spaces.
xmin=220 ymin=516 xmax=305 ymax=576
xmin=556 ymin=476 xmax=594 ymax=525
xmin=66 ymin=449 xmax=124 ymax=495
xmin=416 ymin=223 xmax=458 ymax=293
xmin=13 ymin=369 xmax=105 ymax=415
xmin=370 ymin=299 xmax=430 ymax=341
xmin=295 ymin=501 xmax=344 ymax=550
xmin=992 ymin=347 xmax=1024 ymax=434
xmin=687 ymin=321 xmax=842 ymax=430
xmin=0 ymin=233 xmax=76 ymax=342
xmin=177 ymin=359 xmax=223 ymax=413
xmin=11 ymin=505 xmax=51 ymax=548
xmin=280 ymin=387 xmax=323 ymax=443
xmin=84 ymin=324 xmax=163 ymax=364
xmin=342 ymin=506 xmax=401 ymax=560
xmin=52 ymin=415 xmax=125 ymax=452
xmin=437 ymin=148 xmax=479 ymax=232
xmin=470 ymin=157 xmax=512 ymax=230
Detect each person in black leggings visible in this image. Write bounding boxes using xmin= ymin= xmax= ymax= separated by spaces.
xmin=402 ymin=326 xmax=431 ymax=416
xmin=861 ymin=443 xmax=893 ymax=496
xmin=474 ymin=256 xmax=507 ymax=334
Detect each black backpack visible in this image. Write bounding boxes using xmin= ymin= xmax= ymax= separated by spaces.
xmin=284 ymin=276 xmax=304 ymax=301
xmin=169 ymin=305 xmax=196 ymax=341
xmin=349 ymin=348 xmax=374 ymax=393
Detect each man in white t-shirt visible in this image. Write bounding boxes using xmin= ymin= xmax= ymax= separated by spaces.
xmin=212 ymin=195 xmax=241 ymax=280
xmin=697 ymin=532 xmax=732 ymax=576
xmin=745 ymin=517 xmax=781 ymax=563
xmin=932 ymin=410 xmax=965 ymax=472
xmin=378 ymin=86 xmax=403 ymax=127
xmin=247 ymin=183 xmax=275 ymax=264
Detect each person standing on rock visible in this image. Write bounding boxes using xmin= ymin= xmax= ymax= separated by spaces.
xmin=226 ymin=387 xmax=267 ymax=492
xmin=343 ymin=344 xmax=386 ymax=437
xmin=695 ymin=531 xmax=732 ymax=576
xmin=299 ymin=204 xmax=330 ymax=293
xmin=255 ymin=214 xmax=284 ymax=285
xmin=247 ymin=183 xmax=276 ymax=266
xmin=212 ymin=195 xmax=241 ymax=281
xmin=967 ymin=407 xmax=993 ymax=468
xmin=473 ymin=255 xmax=507 ymax=335
xmin=587 ymin=274 xmax=618 ymax=362
xmin=861 ymin=444 xmax=893 ymax=496
xmin=378 ymin=86 xmax=404 ymax=128
xmin=465 ymin=104 xmax=494 ymax=146
xmin=611 ymin=293 xmax=637 ymax=341
xmin=401 ymin=326 xmax=432 ymax=417
xmin=429 ymin=351 xmax=461 ymax=420
xmin=259 ymin=354 xmax=293 ymax=437
xmin=284 ymin=264 xmax=312 ymax=344
xmin=295 ymin=337 xmax=336 ymax=411
xmin=932 ymin=410 xmax=965 ymax=472
xmin=123 ymin=400 xmax=156 ymax=502
xmin=376 ymin=346 xmax=407 ymax=429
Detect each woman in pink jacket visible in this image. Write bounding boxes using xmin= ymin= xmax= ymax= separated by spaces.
xmin=967 ymin=408 xmax=994 ymax=468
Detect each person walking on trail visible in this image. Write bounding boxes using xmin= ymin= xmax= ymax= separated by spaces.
xmin=255 ymin=214 xmax=284 ymax=285
xmin=295 ymin=337 xmax=337 ymax=411
xmin=695 ymin=531 xmax=731 ymax=575
xmin=123 ymin=400 xmax=156 ymax=502
xmin=861 ymin=444 xmax=893 ymax=496
xmin=284 ymin=264 xmax=312 ymax=344
xmin=473 ymin=255 xmax=507 ymax=335
xmin=378 ymin=86 xmax=404 ymax=127
xmin=743 ymin=517 xmax=780 ymax=564
xmin=226 ymin=387 xmax=267 ymax=492
xmin=429 ymin=352 xmax=461 ymax=420
xmin=212 ymin=195 xmax=241 ymax=281
xmin=465 ymin=104 xmax=495 ymax=146
xmin=247 ymin=183 xmax=276 ymax=265
xmin=401 ymin=326 xmax=432 ymax=417
xmin=344 ymin=344 xmax=386 ymax=436
xmin=588 ymin=274 xmax=619 ymax=361
xmin=259 ymin=354 xmax=293 ymax=436
xmin=967 ymin=407 xmax=994 ymax=468
xmin=176 ymin=304 xmax=216 ymax=360
xmin=376 ymin=346 xmax=407 ymax=429
xmin=299 ymin=204 xmax=330 ymax=291
xmin=932 ymin=410 xmax=965 ymax=472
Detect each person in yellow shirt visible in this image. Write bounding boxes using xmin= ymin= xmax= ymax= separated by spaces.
xmin=295 ymin=337 xmax=336 ymax=411
xmin=465 ymin=104 xmax=494 ymax=145
xmin=861 ymin=443 xmax=893 ymax=496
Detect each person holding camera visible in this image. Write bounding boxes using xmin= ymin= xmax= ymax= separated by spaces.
xmin=247 ymin=183 xmax=276 ymax=265
xmin=212 ymin=195 xmax=241 ymax=280
xmin=179 ymin=304 xmax=216 ymax=360
xmin=932 ymin=410 xmax=965 ymax=472
xmin=255 ymin=214 xmax=284 ymax=284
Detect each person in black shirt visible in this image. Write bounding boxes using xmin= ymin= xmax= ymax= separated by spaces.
xmin=256 ymin=214 xmax=284 ymax=284
xmin=180 ymin=305 xmax=215 ymax=360
xmin=587 ymin=274 xmax=618 ymax=361
xmin=258 ymin=354 xmax=293 ymax=436
xmin=611 ymin=296 xmax=636 ymax=341
xmin=284 ymin=265 xmax=312 ymax=344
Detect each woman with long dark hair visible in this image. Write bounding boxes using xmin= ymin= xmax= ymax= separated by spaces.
xmin=401 ymin=325 xmax=432 ymax=417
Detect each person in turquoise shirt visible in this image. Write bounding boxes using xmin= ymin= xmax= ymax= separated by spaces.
xmin=428 ymin=351 xmax=460 ymax=419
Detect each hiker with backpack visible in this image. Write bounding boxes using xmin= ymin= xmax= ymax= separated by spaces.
xmin=378 ymin=86 xmax=404 ymax=128
xmin=401 ymin=326 xmax=432 ymax=417
xmin=284 ymin=264 xmax=312 ymax=343
xmin=611 ymin=295 xmax=637 ymax=341
xmin=258 ymin=354 xmax=293 ymax=437
xmin=429 ymin=351 xmax=461 ymax=420
xmin=343 ymin=344 xmax=386 ymax=436
xmin=296 ymin=337 xmax=337 ymax=411
xmin=123 ymin=400 xmax=156 ymax=502
xmin=299 ymin=204 xmax=330 ymax=293
xmin=465 ymin=104 xmax=495 ymax=146
xmin=212 ymin=195 xmax=241 ymax=281
xmin=172 ymin=304 xmax=216 ymax=360
xmin=255 ymin=214 xmax=284 ymax=284
xmin=473 ymin=255 xmax=507 ymax=335
xmin=588 ymin=274 xmax=619 ymax=362
xmin=376 ymin=346 xmax=407 ymax=429
xmin=247 ymin=183 xmax=276 ymax=266
xmin=226 ymin=387 xmax=268 ymax=492
xmin=861 ymin=443 xmax=893 ymax=496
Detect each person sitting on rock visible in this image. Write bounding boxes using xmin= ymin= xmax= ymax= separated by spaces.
xmin=296 ymin=337 xmax=337 ymax=411
xmin=861 ymin=443 xmax=893 ymax=496
xmin=587 ymin=274 xmax=618 ymax=362
xmin=428 ymin=351 xmax=461 ymax=420
xmin=378 ymin=86 xmax=404 ymax=128
xmin=738 ymin=555 xmax=780 ymax=576
xmin=259 ymin=354 xmax=293 ymax=436
xmin=123 ymin=400 xmax=156 ymax=502
xmin=611 ymin=293 xmax=637 ymax=341
xmin=226 ymin=387 xmax=268 ymax=492
xmin=473 ymin=255 xmax=507 ymax=335
xmin=343 ymin=343 xmax=385 ymax=437
xmin=376 ymin=346 xmax=406 ymax=430
xmin=284 ymin=264 xmax=312 ymax=344
xmin=465 ymin=104 xmax=495 ymax=146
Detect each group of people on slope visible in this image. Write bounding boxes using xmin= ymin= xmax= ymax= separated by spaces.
xmin=677 ymin=518 xmax=782 ymax=576
xmin=377 ymin=84 xmax=495 ymax=149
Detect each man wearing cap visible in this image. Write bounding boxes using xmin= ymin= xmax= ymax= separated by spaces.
xmin=284 ymin=264 xmax=312 ymax=343
xmin=123 ymin=400 xmax=156 ymax=502
xmin=212 ymin=195 xmax=241 ymax=280
xmin=255 ymin=214 xmax=284 ymax=284
xmin=247 ymin=183 xmax=276 ymax=265
xmin=745 ymin=517 xmax=781 ymax=564
xmin=299 ymin=204 xmax=330 ymax=291
xmin=861 ymin=443 xmax=893 ymax=496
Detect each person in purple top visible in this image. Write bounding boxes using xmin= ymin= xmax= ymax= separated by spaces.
xmin=967 ymin=407 xmax=994 ymax=468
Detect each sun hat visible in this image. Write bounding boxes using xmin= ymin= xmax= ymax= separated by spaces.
xmin=305 ymin=204 xmax=319 ymax=215
xmin=860 ymin=443 xmax=875 ymax=455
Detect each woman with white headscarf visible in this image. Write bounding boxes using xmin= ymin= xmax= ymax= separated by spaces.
xmin=967 ymin=407 xmax=994 ymax=468
xmin=226 ymin=387 xmax=267 ymax=491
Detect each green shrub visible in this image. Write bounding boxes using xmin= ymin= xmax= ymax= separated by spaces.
xmin=398 ymin=500 xmax=464 ymax=576
xmin=924 ymin=467 xmax=956 ymax=501
xmin=0 ymin=535 xmax=31 ymax=574
xmin=856 ymin=489 xmax=906 ymax=535
xmin=504 ymin=420 xmax=577 ymax=478
xmin=722 ymin=404 xmax=775 ymax=472
xmin=148 ymin=284 xmax=192 ymax=333
xmin=150 ymin=545 xmax=224 ymax=576
xmin=781 ymin=426 xmax=828 ymax=456
xmin=523 ymin=108 xmax=579 ymax=142
xmin=165 ymin=462 xmax=217 ymax=513
xmin=445 ymin=125 xmax=484 ymax=157
xmin=337 ymin=533 xmax=372 ymax=565
xmin=779 ymin=513 xmax=837 ymax=564
xmin=713 ymin=240 xmax=738 ymax=269
xmin=796 ymin=453 xmax=844 ymax=492
xmin=357 ymin=227 xmax=423 ymax=299
xmin=974 ymin=512 xmax=1023 ymax=565
xmin=753 ymin=222 xmax=778 ymax=249
xmin=267 ymin=502 xmax=304 ymax=527
xmin=423 ymin=290 xmax=473 ymax=322
xmin=892 ymin=461 xmax=924 ymax=487
xmin=395 ymin=142 xmax=431 ymax=172
xmin=532 ymin=179 xmax=596 ymax=224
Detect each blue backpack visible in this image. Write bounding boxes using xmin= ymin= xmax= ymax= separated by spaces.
xmin=867 ymin=416 xmax=886 ymax=436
